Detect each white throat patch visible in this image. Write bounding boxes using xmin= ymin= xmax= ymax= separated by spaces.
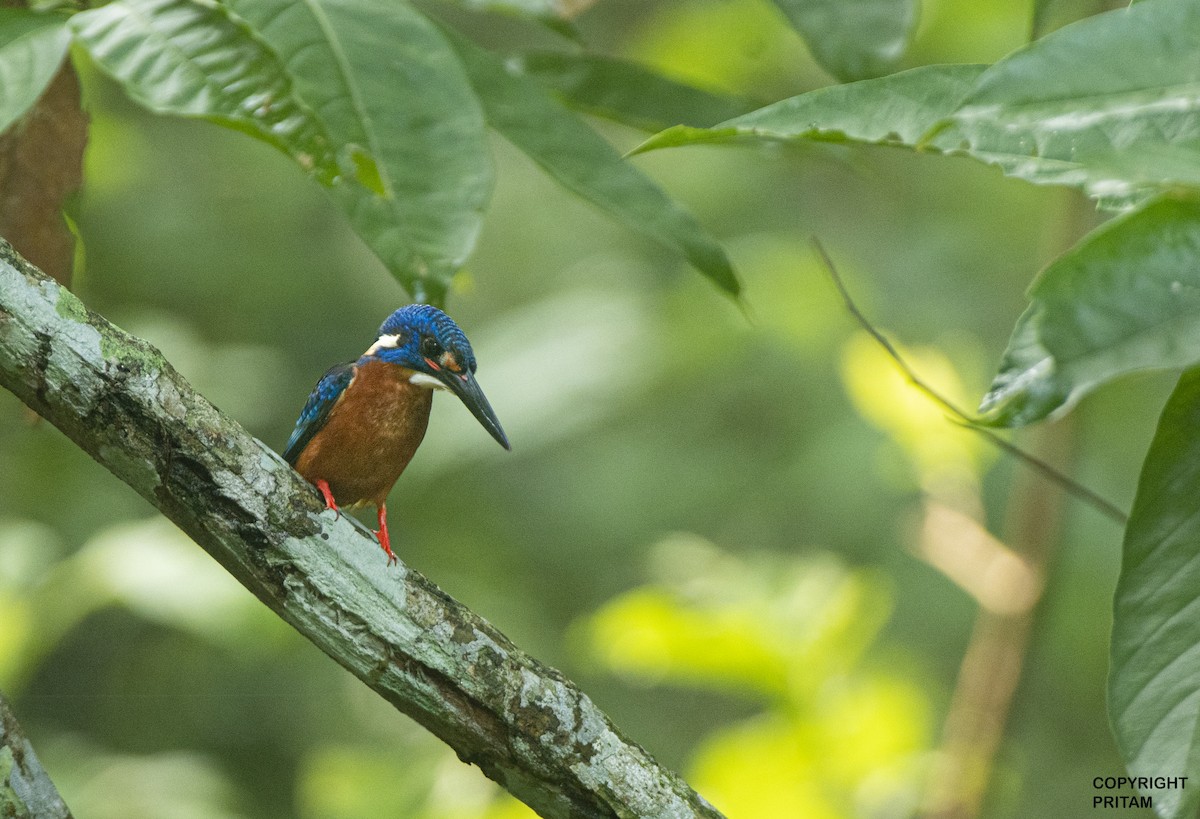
xmin=409 ymin=372 xmax=447 ymax=391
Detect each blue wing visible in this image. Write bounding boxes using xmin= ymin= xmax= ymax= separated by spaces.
xmin=283 ymin=363 xmax=356 ymax=465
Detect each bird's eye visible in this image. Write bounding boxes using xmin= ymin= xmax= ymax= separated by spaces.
xmin=420 ymin=337 xmax=442 ymax=359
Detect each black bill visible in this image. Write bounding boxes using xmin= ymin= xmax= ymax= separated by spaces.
xmin=439 ymin=369 xmax=510 ymax=450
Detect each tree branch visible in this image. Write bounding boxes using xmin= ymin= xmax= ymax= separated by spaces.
xmin=0 ymin=240 xmax=721 ymax=819
xmin=0 ymin=688 xmax=72 ymax=818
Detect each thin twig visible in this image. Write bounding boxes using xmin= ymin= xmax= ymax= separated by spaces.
xmin=810 ymin=237 xmax=1128 ymax=526
xmin=920 ymin=421 xmax=1072 ymax=818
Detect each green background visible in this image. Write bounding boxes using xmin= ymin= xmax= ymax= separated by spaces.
xmin=0 ymin=0 xmax=1157 ymax=816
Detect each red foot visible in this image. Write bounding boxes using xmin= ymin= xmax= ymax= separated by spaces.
xmin=315 ymin=479 xmax=341 ymax=519
xmin=376 ymin=504 xmax=398 ymax=567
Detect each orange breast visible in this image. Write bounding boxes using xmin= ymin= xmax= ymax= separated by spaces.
xmin=292 ymin=359 xmax=434 ymax=508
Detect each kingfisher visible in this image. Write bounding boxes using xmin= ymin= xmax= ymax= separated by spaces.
xmin=283 ymin=304 xmax=510 ymax=564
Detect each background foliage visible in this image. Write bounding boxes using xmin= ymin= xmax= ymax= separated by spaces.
xmin=1 ymin=0 xmax=1190 ymax=816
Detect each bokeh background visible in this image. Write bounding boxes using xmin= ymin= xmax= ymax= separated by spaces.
xmin=0 ymin=0 xmax=1161 ymax=816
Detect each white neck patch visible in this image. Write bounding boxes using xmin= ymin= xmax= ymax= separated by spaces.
xmin=409 ymin=372 xmax=447 ymax=391
xmin=365 ymin=333 xmax=402 ymax=356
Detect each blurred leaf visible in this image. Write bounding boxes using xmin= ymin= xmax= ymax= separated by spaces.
xmin=766 ymin=0 xmax=918 ymax=82
xmin=51 ymin=746 xmax=245 ymax=819
xmin=0 ymin=519 xmax=106 ymax=694
xmin=511 ymin=50 xmax=751 ymax=131
xmin=75 ymin=517 xmax=267 ymax=643
xmin=299 ymin=735 xmax=534 ymax=819
xmin=586 ymin=538 xmax=928 ymax=818
xmin=0 ymin=516 xmax=279 ymax=693
xmin=74 ymin=0 xmax=493 ymax=304
xmin=1110 ymin=367 xmax=1200 ymax=819
xmin=935 ymin=0 xmax=1200 ymax=205
xmin=443 ymin=29 xmax=740 ymax=298
xmin=979 ymin=199 xmax=1200 ymax=427
xmin=588 ymin=586 xmax=789 ymax=696
xmin=584 ymin=537 xmax=891 ymax=700
xmin=691 ymin=679 xmax=926 ymax=818
xmin=631 ymin=63 xmax=986 ymax=155
xmin=841 ymin=332 xmax=989 ymax=488
xmin=298 ymin=745 xmax=439 ymax=818
xmin=623 ymin=0 xmax=809 ymax=96
xmin=0 ymin=9 xmax=70 ymax=135
xmin=0 ymin=518 xmax=59 ymax=686
xmin=691 ymin=715 xmax=843 ymax=819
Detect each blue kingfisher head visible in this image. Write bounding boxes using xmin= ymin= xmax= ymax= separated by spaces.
xmin=363 ymin=304 xmax=510 ymax=450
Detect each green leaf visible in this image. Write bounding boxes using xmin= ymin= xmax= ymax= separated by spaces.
xmin=936 ymin=0 xmax=1200 ymax=204
xmin=632 ymin=63 xmax=986 ymax=155
xmin=766 ymin=0 xmax=918 ymax=82
xmin=979 ymin=199 xmax=1200 ymax=427
xmin=74 ymin=0 xmax=493 ymax=304
xmin=511 ymin=50 xmax=751 ymax=131
xmin=226 ymin=0 xmax=493 ymax=304
xmin=1110 ymin=366 xmax=1200 ymax=819
xmin=640 ymin=0 xmax=1200 ymax=207
xmin=71 ymin=0 xmax=337 ymax=180
xmin=0 ymin=9 xmax=70 ymax=135
xmin=444 ymin=30 xmax=740 ymax=298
